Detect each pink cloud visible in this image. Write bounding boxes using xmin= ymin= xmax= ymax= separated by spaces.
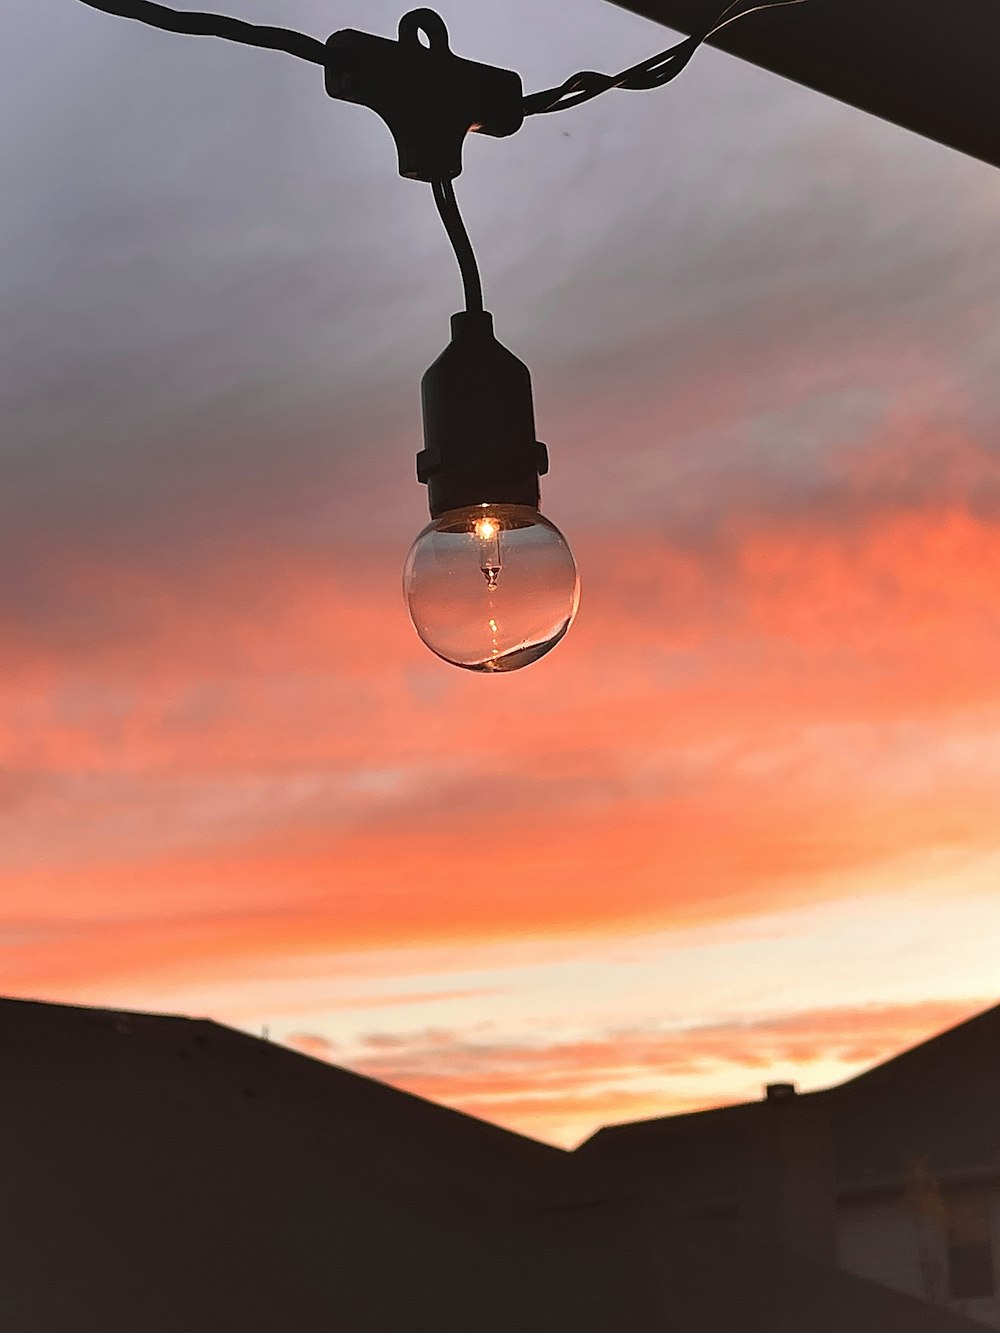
xmin=337 ymin=997 xmax=990 ymax=1143
xmin=0 ymin=409 xmax=996 ymax=1001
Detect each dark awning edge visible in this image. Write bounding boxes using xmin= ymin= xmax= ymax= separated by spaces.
xmin=605 ymin=0 xmax=1000 ymax=171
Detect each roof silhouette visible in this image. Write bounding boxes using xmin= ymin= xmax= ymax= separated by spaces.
xmin=831 ymin=1001 xmax=1000 ymax=1188
xmin=0 ymin=993 xmax=989 ymax=1331
xmin=579 ymin=1000 xmax=1000 ymax=1190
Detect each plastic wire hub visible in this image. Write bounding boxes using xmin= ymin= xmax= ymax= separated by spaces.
xmin=325 ymin=9 xmax=524 ymax=181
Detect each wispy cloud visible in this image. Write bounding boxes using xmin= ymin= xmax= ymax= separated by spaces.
xmin=1 ymin=445 xmax=997 ymax=996
xmin=324 ymin=998 xmax=990 ymax=1144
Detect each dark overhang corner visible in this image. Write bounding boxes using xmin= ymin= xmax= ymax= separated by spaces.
xmin=603 ymin=0 xmax=1000 ymax=171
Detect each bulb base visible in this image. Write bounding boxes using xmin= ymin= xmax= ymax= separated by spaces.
xmin=417 ymin=311 xmax=549 ymax=519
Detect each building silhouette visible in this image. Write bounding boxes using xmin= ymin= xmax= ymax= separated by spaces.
xmin=580 ymin=1003 xmax=1000 ymax=1327
xmin=0 ymin=995 xmax=993 ymax=1331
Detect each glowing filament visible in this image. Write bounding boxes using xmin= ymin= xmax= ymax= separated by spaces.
xmin=474 ymin=514 xmax=502 ymax=589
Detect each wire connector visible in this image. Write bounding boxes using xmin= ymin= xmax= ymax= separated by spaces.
xmin=325 ymin=9 xmax=523 ymax=182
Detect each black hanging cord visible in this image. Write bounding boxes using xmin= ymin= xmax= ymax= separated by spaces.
xmin=76 ymin=0 xmax=808 ymax=120
xmin=431 ymin=178 xmax=484 ymax=314
xmin=73 ymin=1 xmax=803 ymax=311
xmin=76 ymin=0 xmax=326 ymax=64
xmin=523 ymin=0 xmax=806 ymax=116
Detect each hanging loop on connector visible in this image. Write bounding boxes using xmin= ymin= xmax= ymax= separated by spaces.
xmin=325 ymin=9 xmax=523 ymax=182
xmin=398 ymin=9 xmax=450 ymax=52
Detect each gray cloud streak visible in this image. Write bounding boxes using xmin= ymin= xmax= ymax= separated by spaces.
xmin=4 ymin=0 xmax=1000 ymax=583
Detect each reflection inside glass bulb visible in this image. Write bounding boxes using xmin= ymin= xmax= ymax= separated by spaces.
xmin=403 ymin=503 xmax=579 ymax=673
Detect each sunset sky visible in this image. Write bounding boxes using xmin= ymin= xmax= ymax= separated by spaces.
xmin=2 ymin=0 xmax=999 ymax=1147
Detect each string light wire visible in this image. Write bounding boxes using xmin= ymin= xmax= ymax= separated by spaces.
xmin=76 ymin=0 xmax=326 ymax=64
xmin=73 ymin=0 xmax=806 ymax=318
xmin=523 ymin=0 xmax=807 ymax=115
xmin=75 ymin=0 xmax=806 ymax=116
xmin=431 ymin=178 xmax=484 ymax=314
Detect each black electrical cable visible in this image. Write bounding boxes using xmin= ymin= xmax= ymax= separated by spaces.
xmin=76 ymin=0 xmax=326 ymax=64
xmin=77 ymin=0 xmax=807 ymax=121
xmin=523 ymin=0 xmax=806 ymax=116
xmin=431 ymin=178 xmax=484 ymax=314
xmin=75 ymin=0 xmax=805 ymax=312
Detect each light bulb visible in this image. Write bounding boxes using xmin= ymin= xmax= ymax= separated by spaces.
xmin=404 ymin=503 xmax=579 ymax=672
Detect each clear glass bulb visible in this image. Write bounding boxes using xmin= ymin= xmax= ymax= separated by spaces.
xmin=403 ymin=504 xmax=580 ymax=672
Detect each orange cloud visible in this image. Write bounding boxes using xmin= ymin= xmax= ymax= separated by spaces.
xmin=324 ymin=997 xmax=990 ymax=1144
xmin=285 ymin=1032 xmax=339 ymax=1061
xmin=0 ymin=412 xmax=998 ymax=1001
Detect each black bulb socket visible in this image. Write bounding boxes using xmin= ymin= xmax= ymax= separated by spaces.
xmin=416 ymin=311 xmax=549 ymax=520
